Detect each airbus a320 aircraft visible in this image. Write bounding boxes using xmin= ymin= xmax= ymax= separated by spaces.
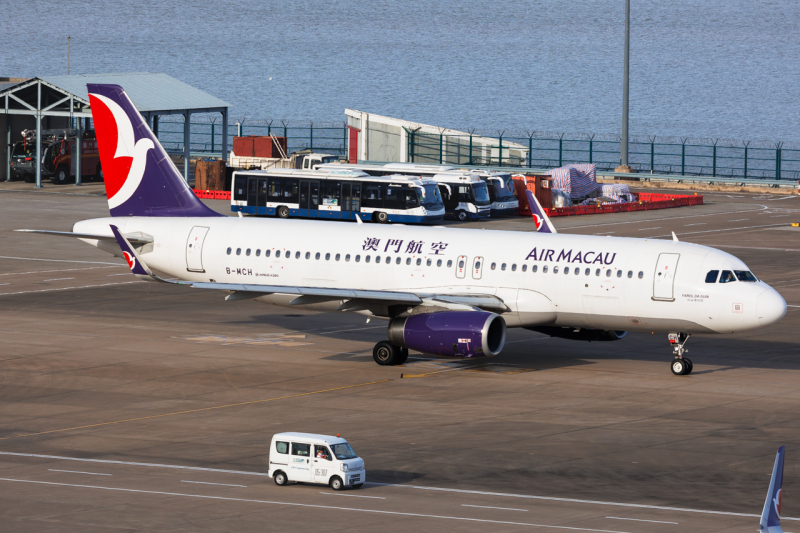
xmin=21 ymin=84 xmax=787 ymax=375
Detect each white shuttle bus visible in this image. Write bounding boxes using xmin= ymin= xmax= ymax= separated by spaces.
xmin=231 ymin=168 xmax=445 ymax=223
xmin=317 ymin=162 xmax=513 ymax=219
xmin=268 ymin=432 xmax=365 ymax=490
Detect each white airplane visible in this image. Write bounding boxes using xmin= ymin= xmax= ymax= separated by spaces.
xmin=20 ymin=84 xmax=787 ymax=375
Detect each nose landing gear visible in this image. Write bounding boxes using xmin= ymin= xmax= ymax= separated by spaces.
xmin=669 ymin=332 xmax=693 ymax=375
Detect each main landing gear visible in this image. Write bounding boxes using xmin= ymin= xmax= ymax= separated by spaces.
xmin=669 ymin=332 xmax=693 ymax=375
xmin=373 ymin=341 xmax=408 ymax=366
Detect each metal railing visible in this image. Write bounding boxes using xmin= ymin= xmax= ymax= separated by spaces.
xmin=149 ymin=118 xmax=800 ymax=182
xmin=406 ymin=131 xmax=800 ymax=181
xmin=154 ymin=118 xmax=349 ymax=158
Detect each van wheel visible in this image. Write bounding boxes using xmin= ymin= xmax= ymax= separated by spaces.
xmin=330 ymin=476 xmax=344 ymax=491
xmin=374 ymin=211 xmax=389 ymax=223
xmin=455 ymin=210 xmax=468 ymax=222
xmin=274 ymin=471 xmax=288 ymax=486
xmin=277 ymin=206 xmax=290 ymax=218
xmin=52 ymin=165 xmax=69 ymax=184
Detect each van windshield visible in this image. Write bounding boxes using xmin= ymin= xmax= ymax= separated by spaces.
xmin=331 ymin=443 xmax=357 ymax=460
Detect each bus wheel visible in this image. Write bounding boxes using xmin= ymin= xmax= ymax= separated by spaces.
xmin=277 ymin=206 xmax=290 ymax=218
xmin=375 ymin=211 xmax=389 ymax=223
xmin=52 ymin=166 xmax=69 ymax=184
xmin=455 ymin=210 xmax=468 ymax=222
xmin=96 ymin=163 xmax=103 ymax=182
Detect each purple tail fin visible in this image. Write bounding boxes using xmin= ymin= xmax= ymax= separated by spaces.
xmin=525 ymin=190 xmax=557 ymax=233
xmin=760 ymin=446 xmax=785 ymax=532
xmin=87 ymin=84 xmax=221 ymax=218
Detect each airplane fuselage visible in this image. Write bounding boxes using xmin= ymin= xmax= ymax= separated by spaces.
xmin=74 ymin=216 xmax=786 ymax=335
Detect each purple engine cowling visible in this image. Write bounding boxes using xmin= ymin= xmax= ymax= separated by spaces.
xmin=388 ymin=311 xmax=506 ymax=358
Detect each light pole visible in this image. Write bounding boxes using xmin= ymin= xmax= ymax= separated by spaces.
xmin=616 ymin=0 xmax=633 ymax=172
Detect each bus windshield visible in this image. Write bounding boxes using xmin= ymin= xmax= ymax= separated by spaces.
xmin=421 ymin=183 xmax=444 ymax=210
xmin=490 ymin=176 xmax=517 ymax=201
xmin=472 ymin=182 xmax=491 ymax=205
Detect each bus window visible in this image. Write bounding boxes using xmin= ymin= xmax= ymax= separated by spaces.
xmin=283 ymin=179 xmax=299 ymax=203
xmin=234 ymin=176 xmax=247 ymax=201
xmin=362 ymin=183 xmax=383 ymax=209
xmin=321 ymin=180 xmax=340 ymax=206
xmin=403 ymin=186 xmax=420 ymax=209
xmin=384 ymin=185 xmax=404 ymax=210
xmin=268 ymin=178 xmax=283 ymax=201
xmin=310 ymin=182 xmax=320 ymax=208
xmin=351 ymin=184 xmax=362 ymax=211
xmin=457 ymin=185 xmax=473 ymax=203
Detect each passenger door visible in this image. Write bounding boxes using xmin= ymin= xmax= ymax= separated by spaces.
xmin=653 ymin=253 xmax=680 ymax=301
xmin=246 ymin=178 xmax=258 ymax=213
xmin=257 ymin=178 xmax=268 ymax=215
xmin=186 ymin=226 xmax=210 ymax=272
xmin=341 ymin=183 xmax=352 ymax=219
xmin=290 ymin=442 xmax=313 ymax=482
xmin=312 ymin=445 xmax=333 ymax=483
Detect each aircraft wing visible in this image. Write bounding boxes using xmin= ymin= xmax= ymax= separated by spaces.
xmin=108 ymin=225 xmax=509 ymax=315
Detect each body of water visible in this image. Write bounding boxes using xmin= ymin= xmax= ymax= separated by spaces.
xmin=3 ymin=0 xmax=799 ymax=142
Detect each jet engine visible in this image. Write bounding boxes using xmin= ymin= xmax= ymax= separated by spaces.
xmin=388 ymin=311 xmax=506 ymax=357
xmin=527 ymin=326 xmax=628 ymax=342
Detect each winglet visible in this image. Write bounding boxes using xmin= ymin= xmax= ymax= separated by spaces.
xmin=109 ymin=224 xmax=160 ymax=282
xmin=355 ymin=213 xmax=363 ymax=225
xmin=760 ymin=446 xmax=785 ymax=533
xmin=525 ymin=190 xmax=556 ymax=233
xmin=672 ymin=231 xmax=679 ymax=242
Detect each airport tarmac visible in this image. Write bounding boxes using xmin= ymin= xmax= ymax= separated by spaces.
xmin=0 ymin=189 xmax=798 ymax=532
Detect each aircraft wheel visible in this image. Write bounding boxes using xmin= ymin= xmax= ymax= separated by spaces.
xmin=671 ymin=358 xmax=687 ymax=376
xmin=373 ymin=341 xmax=401 ymax=366
xmin=277 ymin=205 xmax=290 ymax=218
xmin=396 ymin=347 xmax=409 ymax=365
xmin=684 ymin=358 xmax=693 ymax=375
xmin=456 ymin=210 xmax=469 ymax=222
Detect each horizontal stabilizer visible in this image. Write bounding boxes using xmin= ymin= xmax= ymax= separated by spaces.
xmin=16 ymin=229 xmax=153 ymax=244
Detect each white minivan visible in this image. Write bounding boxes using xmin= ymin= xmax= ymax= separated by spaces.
xmin=268 ymin=432 xmax=365 ymax=491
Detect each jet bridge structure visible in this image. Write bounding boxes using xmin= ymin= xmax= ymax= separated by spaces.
xmin=0 ymin=72 xmax=230 ymax=186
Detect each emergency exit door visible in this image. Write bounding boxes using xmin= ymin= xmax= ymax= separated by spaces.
xmin=186 ymin=226 xmax=210 ymax=272
xmin=653 ymin=253 xmax=680 ymax=301
xmin=456 ymin=255 xmax=468 ymax=279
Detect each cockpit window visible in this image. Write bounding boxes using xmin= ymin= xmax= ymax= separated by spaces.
xmin=719 ymin=270 xmax=736 ymax=283
xmin=734 ymin=270 xmax=757 ymax=282
xmin=705 ymin=270 xmax=719 ymax=283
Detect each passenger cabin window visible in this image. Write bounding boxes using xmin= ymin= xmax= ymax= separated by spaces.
xmin=376 ymin=256 xmax=382 ymax=264
xmin=246 ymin=249 xmax=251 ymax=256
xmin=416 ymin=258 xmax=422 ymax=266
xmin=426 ymin=259 xmax=432 ymax=266
xmin=616 ymin=270 xmax=622 ymax=278
xmin=585 ymin=268 xmax=590 ymax=275
xmin=627 ymin=270 xmax=632 ymax=278
xmin=226 ymin=247 xmax=232 ymax=255
xmin=705 ymin=270 xmax=719 ymax=283
xmin=437 ymin=259 xmax=442 ymax=267
xmin=295 ymin=251 xmax=300 ymax=259
xmin=522 ymin=264 xmax=527 ymax=272
xmin=491 ymin=262 xmax=496 ymax=270
xmin=564 ymin=267 xmax=569 ymax=274
xmin=335 ymin=253 xmax=341 ymax=261
xmin=325 ymin=253 xmax=330 ymax=260
xmin=511 ymin=264 xmax=517 ymax=271
xmin=407 ymin=258 xmax=412 ymax=265
xmin=396 ymin=257 xmax=401 ymax=265
xmin=543 ymin=265 xmax=548 ymax=273
xmin=256 ymin=249 xmax=261 ymax=257
xmin=285 ymin=250 xmax=291 ymax=259
xmin=595 ymin=269 xmax=601 ymax=276
xmin=638 ymin=271 xmax=644 ymax=279
xmin=448 ymin=260 xmax=453 ymax=268
xmin=606 ymin=269 xmax=612 ymax=277
xmin=355 ymin=255 xmax=361 ymax=262
xmin=346 ymin=254 xmax=351 ymax=261
xmin=366 ymin=255 xmax=371 ymax=263
xmin=276 ymin=250 xmax=281 ymax=258
xmin=236 ymin=248 xmax=241 ymax=256
xmin=275 ymin=441 xmax=289 ymax=454
xmin=575 ymin=268 xmax=579 ymax=275
xmin=501 ymin=263 xmax=507 ymax=271
xmin=553 ymin=266 xmax=559 ymax=274
xmin=291 ymin=443 xmax=310 ymax=457
xmin=265 ymin=250 xmax=271 ymax=257
xmin=735 ymin=270 xmax=757 ymax=282
xmin=306 ymin=252 xmax=311 ymax=259
xmin=719 ymin=270 xmax=736 ymax=283
xmin=532 ymin=265 xmax=538 ymax=273
xmin=315 ymin=252 xmax=321 ymax=260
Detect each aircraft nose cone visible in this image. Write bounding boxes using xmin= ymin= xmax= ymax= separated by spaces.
xmin=757 ymin=288 xmax=787 ymax=327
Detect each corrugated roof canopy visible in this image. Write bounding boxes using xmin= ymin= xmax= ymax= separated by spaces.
xmin=40 ymin=72 xmax=230 ymax=114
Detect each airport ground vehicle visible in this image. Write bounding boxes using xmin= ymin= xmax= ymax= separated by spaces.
xmin=317 ymin=162 xmax=498 ymax=220
xmin=268 ymin=432 xmax=365 ymax=490
xmin=25 ymin=83 xmax=788 ymax=376
xmin=231 ymin=168 xmax=445 ymax=223
xmin=228 ymin=146 xmax=341 ymax=171
xmin=9 ymin=129 xmax=101 ymax=184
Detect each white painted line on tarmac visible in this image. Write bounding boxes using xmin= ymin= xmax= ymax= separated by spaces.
xmin=42 ymin=277 xmax=75 ymax=282
xmin=0 ymin=266 xmax=123 ymax=277
xmin=107 ymin=273 xmax=133 ymax=276
xmin=727 ymin=218 xmax=749 ymax=222
xmin=182 ymin=480 xmax=246 ymax=488
xmin=320 ymin=491 xmax=385 ymax=499
xmin=0 ymin=283 xmax=9 ymax=286
xmin=463 ymin=504 xmax=528 ymax=512
xmin=560 ymin=206 xmax=768 ymax=231
xmin=48 ymin=469 xmax=111 ymax=476
xmin=638 ymin=227 xmax=660 ymax=230
xmin=649 ymin=222 xmax=788 ymax=239
xmin=365 ymin=482 xmax=800 ymax=521
xmin=0 ymin=452 xmax=789 ymax=522
xmin=594 ymin=232 xmax=615 ymax=235
xmin=0 ymin=478 xmax=631 ymax=533
xmin=0 ymin=281 xmax=143 ymax=296
xmin=606 ymin=517 xmax=677 ymax=525
xmin=0 ymin=256 xmax=122 ymax=265
xmin=684 ymin=223 xmax=706 ymax=226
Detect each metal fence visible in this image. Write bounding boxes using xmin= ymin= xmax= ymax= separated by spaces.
xmin=407 ymin=131 xmax=800 ymax=181
xmin=155 ymin=118 xmax=349 ymax=157
xmin=151 ymin=118 xmax=800 ymax=181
